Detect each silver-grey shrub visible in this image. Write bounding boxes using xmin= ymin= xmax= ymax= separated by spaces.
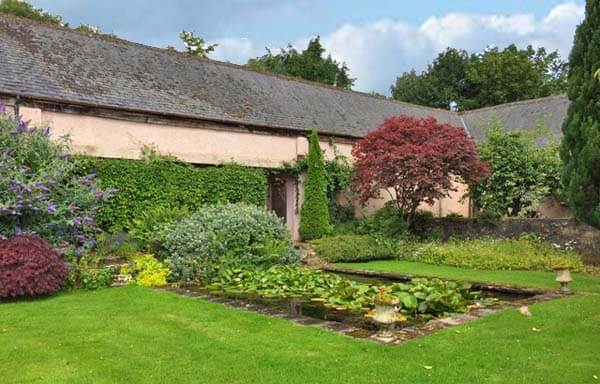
xmin=164 ymin=203 xmax=299 ymax=281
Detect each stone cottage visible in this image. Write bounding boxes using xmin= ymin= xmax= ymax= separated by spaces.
xmin=0 ymin=13 xmax=571 ymax=239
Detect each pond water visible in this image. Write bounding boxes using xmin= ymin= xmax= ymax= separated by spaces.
xmin=181 ymin=271 xmax=534 ymax=337
xmin=184 ymin=284 xmax=416 ymax=332
xmin=334 ymin=271 xmax=535 ymax=302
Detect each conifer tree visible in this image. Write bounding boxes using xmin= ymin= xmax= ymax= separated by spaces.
xmin=299 ymin=130 xmax=330 ymax=240
xmin=560 ymin=0 xmax=600 ymax=227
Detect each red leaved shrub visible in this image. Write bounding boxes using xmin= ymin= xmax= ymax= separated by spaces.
xmin=352 ymin=115 xmax=490 ymax=224
xmin=0 ymin=235 xmax=67 ymax=298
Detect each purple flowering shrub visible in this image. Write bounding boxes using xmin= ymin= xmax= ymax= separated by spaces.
xmin=0 ymin=102 xmax=114 ymax=254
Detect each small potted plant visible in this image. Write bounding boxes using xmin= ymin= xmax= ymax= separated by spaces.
xmin=372 ymin=287 xmax=399 ymax=325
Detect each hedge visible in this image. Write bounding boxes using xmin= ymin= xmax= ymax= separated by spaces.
xmin=310 ymin=235 xmax=399 ymax=263
xmin=76 ymin=156 xmax=267 ymax=232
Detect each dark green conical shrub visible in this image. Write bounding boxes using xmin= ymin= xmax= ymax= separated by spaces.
xmin=299 ymin=130 xmax=330 ymax=240
xmin=560 ymin=0 xmax=600 ymax=227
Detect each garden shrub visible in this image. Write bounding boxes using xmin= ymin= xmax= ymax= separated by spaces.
xmin=329 ymin=201 xmax=355 ymax=225
xmin=333 ymin=203 xmax=409 ymax=238
xmin=63 ymin=256 xmax=114 ymax=290
xmin=95 ymin=232 xmax=141 ymax=260
xmin=299 ymin=130 xmax=330 ymax=240
xmin=310 ymin=235 xmax=399 ymax=262
xmin=332 ymin=205 xmax=442 ymax=240
xmin=361 ymin=204 xmax=411 ymax=238
xmin=164 ymin=203 xmax=299 ymax=282
xmin=128 ymin=205 xmax=189 ymax=252
xmin=0 ymin=235 xmax=67 ymax=298
xmin=120 ymin=254 xmax=170 ymax=287
xmin=406 ymin=235 xmax=584 ymax=272
xmin=0 ymin=104 xmax=112 ymax=252
xmin=470 ymin=118 xmax=562 ymax=218
xmin=409 ymin=210 xmax=436 ymax=239
xmin=76 ymin=155 xmax=267 ymax=232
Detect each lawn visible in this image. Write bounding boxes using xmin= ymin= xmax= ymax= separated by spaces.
xmin=2 ymin=276 xmax=600 ymax=383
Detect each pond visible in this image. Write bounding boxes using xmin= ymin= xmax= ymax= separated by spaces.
xmin=332 ymin=271 xmax=538 ymax=302
xmin=168 ymin=267 xmax=552 ymax=343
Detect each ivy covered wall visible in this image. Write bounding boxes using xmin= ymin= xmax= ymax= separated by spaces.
xmin=76 ymin=156 xmax=267 ymax=232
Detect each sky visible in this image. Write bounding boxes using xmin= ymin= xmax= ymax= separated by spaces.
xmin=30 ymin=0 xmax=585 ymax=95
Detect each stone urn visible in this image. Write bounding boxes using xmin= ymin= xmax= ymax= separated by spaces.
xmin=373 ymin=303 xmax=398 ymax=324
xmin=555 ymin=268 xmax=573 ymax=294
xmin=372 ymin=288 xmax=399 ymax=337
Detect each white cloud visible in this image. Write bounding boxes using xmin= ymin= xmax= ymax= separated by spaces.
xmin=210 ymin=37 xmax=263 ymax=64
xmin=211 ymin=2 xmax=585 ymax=94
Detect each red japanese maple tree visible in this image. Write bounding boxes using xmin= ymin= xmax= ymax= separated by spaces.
xmin=352 ymin=115 xmax=490 ymax=223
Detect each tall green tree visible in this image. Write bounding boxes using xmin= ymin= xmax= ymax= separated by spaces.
xmin=465 ymin=45 xmax=567 ymax=110
xmin=560 ymin=0 xmax=600 ymax=227
xmin=299 ymin=130 xmax=330 ymax=240
xmin=248 ymin=36 xmax=355 ymax=89
xmin=391 ymin=69 xmax=430 ymax=106
xmin=391 ymin=45 xmax=567 ymax=110
xmin=392 ymin=48 xmax=470 ymax=109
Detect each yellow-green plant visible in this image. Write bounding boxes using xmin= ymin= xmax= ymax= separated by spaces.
xmin=406 ymin=236 xmax=584 ymax=272
xmin=121 ymin=254 xmax=170 ymax=287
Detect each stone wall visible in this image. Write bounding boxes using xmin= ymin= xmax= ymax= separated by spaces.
xmin=424 ymin=218 xmax=600 ymax=265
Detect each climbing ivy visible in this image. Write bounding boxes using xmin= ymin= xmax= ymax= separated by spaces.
xmin=281 ymin=144 xmax=353 ymax=200
xmin=76 ymin=154 xmax=267 ymax=232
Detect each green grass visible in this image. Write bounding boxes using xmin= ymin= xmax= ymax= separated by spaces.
xmin=2 ymin=283 xmax=600 ymax=383
xmin=336 ymin=260 xmax=600 ymax=294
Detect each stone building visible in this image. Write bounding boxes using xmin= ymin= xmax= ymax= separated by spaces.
xmin=0 ymin=13 xmax=571 ymax=239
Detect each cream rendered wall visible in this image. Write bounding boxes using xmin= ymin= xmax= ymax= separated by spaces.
xmin=341 ymin=182 xmax=470 ymax=220
xmin=19 ymin=106 xmax=43 ymax=125
xmin=43 ymin=111 xmax=304 ymax=168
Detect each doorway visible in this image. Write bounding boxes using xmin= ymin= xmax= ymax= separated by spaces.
xmin=268 ymin=174 xmax=287 ymax=223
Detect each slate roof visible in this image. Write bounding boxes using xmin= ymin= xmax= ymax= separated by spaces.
xmin=0 ymin=13 xmax=569 ymax=140
xmin=0 ymin=13 xmax=461 ymax=138
xmin=460 ymin=95 xmax=569 ymax=143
